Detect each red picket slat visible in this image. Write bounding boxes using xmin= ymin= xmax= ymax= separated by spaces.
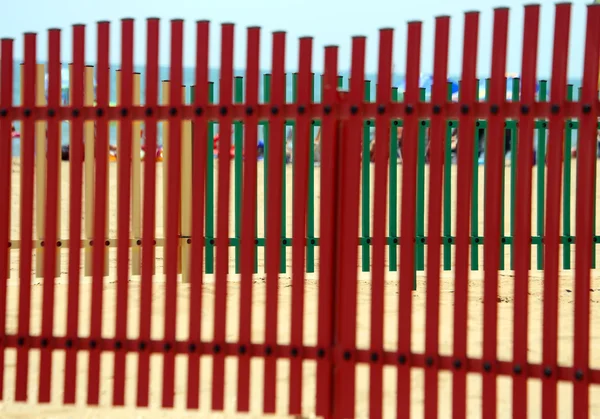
xmin=263 ymin=30 xmax=286 ymax=414
xmin=137 ymin=17 xmax=159 ymax=408
xmin=369 ymin=27 xmax=393 ymax=419
xmin=452 ymin=12 xmax=478 ymax=417
xmin=512 ymin=5 xmax=539 ymax=417
xmin=397 ymin=21 xmax=421 ymax=419
xmin=162 ymin=18 xmax=183 ymax=408
xmin=482 ymin=8 xmax=508 ymax=417
xmin=211 ymin=22 xmax=234 ymax=411
xmin=15 ymin=32 xmax=37 ymax=402
xmin=61 ymin=24 xmax=85 ymax=404
xmin=424 ymin=16 xmax=449 ymax=419
xmin=236 ymin=25 xmax=259 ymax=413
xmin=573 ymin=7 xmax=600 ymax=417
xmin=38 ymin=27 xmax=63 ymax=403
xmin=88 ymin=20 xmax=110 ymax=405
xmin=332 ymin=36 xmax=365 ymax=419
xmin=315 ymin=45 xmax=339 ymax=419
xmin=0 ymin=37 xmax=13 ymax=401
xmin=114 ymin=18 xmax=134 ymax=406
xmin=187 ymin=19 xmax=209 ymax=410
xmin=542 ymin=5 xmax=571 ymax=418
xmin=288 ymin=36 xmax=312 ymax=416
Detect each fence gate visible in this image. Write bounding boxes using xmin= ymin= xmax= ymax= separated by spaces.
xmin=0 ymin=3 xmax=599 ymax=418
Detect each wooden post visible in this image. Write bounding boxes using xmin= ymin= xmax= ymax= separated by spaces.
xmin=131 ymin=73 xmax=142 ymax=275
xmin=181 ymin=85 xmax=192 ymax=282
xmin=54 ymin=64 xmax=62 ymax=277
xmin=115 ymin=69 xmax=121 ymax=171
xmin=35 ymin=63 xmax=46 ymax=278
xmin=104 ymin=67 xmax=110 ymax=275
xmin=161 ymin=80 xmax=170 ymax=261
xmin=84 ymin=66 xmax=95 ymax=276
xmin=110 ymin=69 xmax=123 ymax=276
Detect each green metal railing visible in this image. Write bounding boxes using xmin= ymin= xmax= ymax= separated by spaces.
xmin=188 ymin=75 xmax=598 ymax=274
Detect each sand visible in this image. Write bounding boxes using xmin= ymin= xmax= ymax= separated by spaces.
xmin=0 ymin=158 xmax=599 ymax=418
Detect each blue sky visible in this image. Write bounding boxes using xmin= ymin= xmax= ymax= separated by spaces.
xmin=0 ymin=0 xmax=593 ymax=78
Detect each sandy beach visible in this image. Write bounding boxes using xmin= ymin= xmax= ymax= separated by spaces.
xmin=0 ymin=158 xmax=599 ymax=418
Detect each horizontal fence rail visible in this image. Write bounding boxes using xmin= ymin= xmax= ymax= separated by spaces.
xmin=0 ymin=3 xmax=599 ymax=418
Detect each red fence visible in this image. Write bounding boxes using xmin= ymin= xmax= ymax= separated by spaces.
xmin=0 ymin=3 xmax=600 ymax=418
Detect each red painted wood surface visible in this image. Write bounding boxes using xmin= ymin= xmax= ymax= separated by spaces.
xmin=136 ymin=17 xmax=159 ymax=408
xmin=512 ymin=6 xmax=539 ymax=417
xmin=424 ymin=16 xmax=449 ymax=419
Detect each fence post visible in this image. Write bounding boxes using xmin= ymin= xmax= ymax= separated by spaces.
xmin=35 ymin=63 xmax=46 ymax=279
xmin=84 ymin=66 xmax=95 ymax=276
xmin=331 ymin=114 xmax=344 ymax=419
xmin=306 ymin=73 xmax=316 ymax=273
xmin=415 ymin=87 xmax=426 ymax=271
xmin=181 ymin=85 xmax=192 ymax=282
xmin=331 ymin=89 xmax=356 ymax=419
xmin=471 ymin=80 xmax=481 ymax=270
xmin=234 ymin=76 xmax=243 ymax=274
xmin=205 ymin=81 xmax=215 ymax=274
xmin=536 ymin=80 xmax=547 ymax=269
xmin=443 ymin=82 xmax=453 ymax=270
xmin=389 ymin=86 xmax=399 ymax=271
xmin=563 ymin=84 xmax=574 ymax=269
xmin=131 ymin=73 xmax=142 ymax=276
xmin=361 ymin=80 xmax=371 ymax=272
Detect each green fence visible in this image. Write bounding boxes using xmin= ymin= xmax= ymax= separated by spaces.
xmin=189 ymin=75 xmax=597 ymax=275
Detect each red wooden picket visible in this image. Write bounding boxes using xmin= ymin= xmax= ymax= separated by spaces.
xmin=212 ymin=22 xmax=234 ymax=411
xmin=187 ymin=19 xmax=209 ymax=410
xmin=41 ymin=26 xmax=65 ymax=404
xmin=574 ymin=7 xmax=600 ymax=418
xmin=65 ymin=24 xmax=85 ymax=403
xmin=0 ymin=38 xmax=12 ymax=402
xmin=16 ymin=32 xmax=36 ymax=402
xmin=424 ymin=15 xmax=449 ymax=419
xmin=397 ymin=21 xmax=421 ymax=419
xmin=0 ymin=5 xmax=599 ymax=417
xmin=163 ymin=18 xmax=184 ymax=408
xmin=236 ymin=25 xmax=259 ymax=412
xmin=543 ymin=5 xmax=571 ymax=418
xmin=289 ymin=35 xmax=312 ymax=415
xmin=452 ymin=11 xmax=478 ymax=418
xmin=512 ymin=5 xmax=539 ymax=417
xmin=369 ymin=27 xmax=393 ymax=419
xmin=315 ymin=45 xmax=339 ymax=418
xmin=263 ymin=30 xmax=286 ymax=414
xmin=114 ymin=18 xmax=134 ymax=406
xmin=88 ymin=20 xmax=110 ymax=405
xmin=137 ymin=17 xmax=159 ymax=407
xmin=482 ymin=9 xmax=509 ymax=418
